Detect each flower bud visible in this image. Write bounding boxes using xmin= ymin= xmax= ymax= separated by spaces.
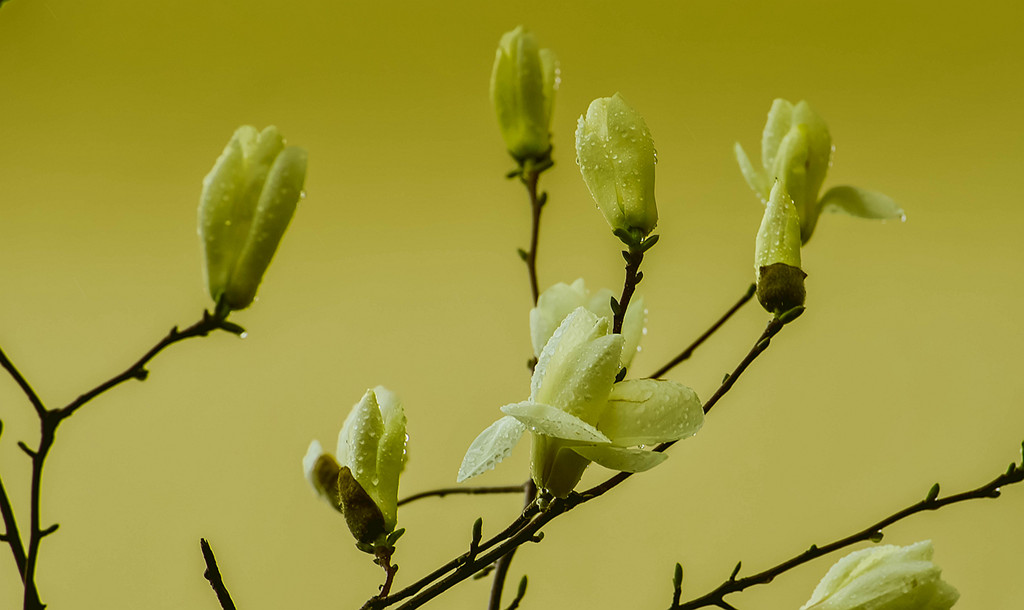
xmin=575 ymin=93 xmax=658 ymax=238
xmin=303 ymin=387 xmax=407 ymax=545
xmin=198 ymin=125 xmax=307 ymax=310
xmin=801 ymin=541 xmax=959 ymax=610
xmin=735 ymin=99 xmax=904 ymax=244
xmin=490 ymin=26 xmax=558 ymax=162
xmin=755 ymin=181 xmax=806 ymax=315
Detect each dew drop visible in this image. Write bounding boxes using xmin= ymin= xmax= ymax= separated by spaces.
xmin=239 ymin=332 xmax=249 ymax=339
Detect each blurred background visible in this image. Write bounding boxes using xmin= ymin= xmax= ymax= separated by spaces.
xmin=0 ymin=0 xmax=1021 ymax=607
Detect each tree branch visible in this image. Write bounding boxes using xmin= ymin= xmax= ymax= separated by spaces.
xmin=57 ymin=306 xmax=243 ymax=420
xmin=0 ymin=346 xmax=47 ymax=417
xmin=397 ymin=485 xmax=526 ymax=507
xmin=650 ymin=284 xmax=756 ymax=379
xmin=673 ymin=453 xmax=1024 ymax=609
xmin=201 ymin=538 xmax=237 ymax=610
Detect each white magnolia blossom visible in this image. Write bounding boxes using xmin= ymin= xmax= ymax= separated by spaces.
xmin=529 ymin=279 xmax=645 ymax=368
xmin=801 ymin=541 xmax=959 ymax=610
xmin=303 ymin=386 xmax=408 ymax=534
xmin=734 ymin=98 xmax=903 ymax=244
xmin=458 ymin=307 xmax=702 ymax=498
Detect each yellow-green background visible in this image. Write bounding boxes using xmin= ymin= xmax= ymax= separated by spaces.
xmin=0 ymin=0 xmax=1021 ymax=607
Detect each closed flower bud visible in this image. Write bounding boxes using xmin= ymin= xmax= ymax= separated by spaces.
xmin=491 ymin=26 xmax=558 ymax=162
xmin=755 ymin=181 xmax=805 ymax=315
xmin=575 ymin=93 xmax=658 ymax=238
xmin=735 ymin=99 xmax=903 ymax=244
xmin=801 ymin=541 xmax=959 ymax=610
xmin=303 ymin=387 xmax=408 ymax=547
xmin=198 ymin=125 xmax=307 ymax=310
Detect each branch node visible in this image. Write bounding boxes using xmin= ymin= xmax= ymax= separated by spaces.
xmin=504 ymin=575 xmax=528 ymax=610
xmin=40 ymin=523 xmax=60 ymax=537
xmin=528 ymin=531 xmax=544 ymax=543
xmin=17 ymin=442 xmax=36 ymax=458
xmin=728 ymin=560 xmax=742 ymax=581
xmin=133 ymin=368 xmax=149 ymax=381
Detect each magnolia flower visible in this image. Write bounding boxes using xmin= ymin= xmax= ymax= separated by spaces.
xmin=576 ymin=93 xmax=659 ymax=239
xmin=491 ymin=26 xmax=559 ymax=162
xmin=734 ymin=99 xmax=903 ymax=244
xmin=801 ymin=541 xmax=959 ymax=610
xmin=754 ymin=181 xmax=806 ymax=314
xmin=530 ymin=279 xmax=645 ymax=368
xmin=303 ymin=387 xmax=408 ymax=547
xmin=458 ymin=308 xmax=702 ymax=498
xmin=199 ymin=125 xmax=307 ymax=309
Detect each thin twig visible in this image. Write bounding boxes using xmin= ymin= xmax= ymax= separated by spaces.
xmin=0 ymin=308 xmax=239 ymax=608
xmin=0 ymin=346 xmax=47 ymax=417
xmin=0 ymin=423 xmax=27 ymax=580
xmin=673 ymin=459 xmax=1024 ymax=609
xmin=58 ymin=307 xmax=243 ymax=419
xmin=397 ymin=485 xmax=526 ymax=507
xmin=612 ymin=245 xmax=644 ymax=335
xmin=650 ymin=284 xmax=756 ymax=379
xmin=201 ymin=538 xmax=237 ymax=610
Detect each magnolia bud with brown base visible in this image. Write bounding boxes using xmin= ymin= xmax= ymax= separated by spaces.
xmin=757 ymin=262 xmax=807 ymax=316
xmin=338 ymin=466 xmax=387 ymax=548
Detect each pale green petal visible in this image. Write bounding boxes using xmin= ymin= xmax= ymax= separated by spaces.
xmin=225 ymin=145 xmax=307 ymax=309
xmin=457 ymin=416 xmax=527 ymax=482
xmin=534 ymin=441 xmax=591 ymax=498
xmin=198 ymin=135 xmax=247 ymax=302
xmin=771 ymin=126 xmax=810 ymax=224
xmin=337 ymin=389 xmax=384 ymax=494
xmin=531 ymin=308 xmax=619 ymax=417
xmin=734 ymin=142 xmax=770 ymax=199
xmin=530 ymin=279 xmax=588 ymax=356
xmin=302 ymin=440 xmax=343 ymax=512
xmin=819 ymin=185 xmax=905 ymax=221
xmin=502 ymin=401 xmax=611 ymax=443
xmin=761 ymin=98 xmax=794 ymax=171
xmin=570 ymin=444 xmax=668 ymax=472
xmin=599 ymin=379 xmax=703 ymax=446
xmin=755 ymin=181 xmax=803 ymax=276
xmin=801 ymin=541 xmax=959 ymax=610
xmin=539 ymin=47 xmax=558 ymax=128
xmin=371 ymin=386 xmax=407 ymax=530
xmin=537 ymin=332 xmax=622 ymax=424
xmin=792 ymin=101 xmax=832 ymax=211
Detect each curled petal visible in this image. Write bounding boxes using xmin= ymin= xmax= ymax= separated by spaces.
xmin=819 ymin=185 xmax=905 ymax=221
xmin=598 ymin=379 xmax=703 ymax=447
xmin=502 ymin=401 xmax=611 ymax=443
xmin=734 ymin=142 xmax=770 ymax=199
xmin=457 ymin=416 xmax=527 ymax=483
xmin=570 ymin=445 xmax=668 ymax=473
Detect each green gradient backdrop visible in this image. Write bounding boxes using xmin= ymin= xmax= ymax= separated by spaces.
xmin=1 ymin=0 xmax=1022 ymax=608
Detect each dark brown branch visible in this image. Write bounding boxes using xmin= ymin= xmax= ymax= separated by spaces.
xmin=0 ymin=308 xmax=239 ymax=608
xmin=397 ymin=485 xmax=526 ymax=507
xmin=673 ymin=457 xmax=1024 ymax=609
xmin=57 ymin=306 xmax=243 ymax=419
xmin=0 ymin=346 xmax=47 ymax=417
xmin=201 ymin=538 xmax=237 ymax=610
xmin=0 ymin=423 xmax=27 ymax=580
xmin=650 ymin=284 xmax=757 ymax=379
